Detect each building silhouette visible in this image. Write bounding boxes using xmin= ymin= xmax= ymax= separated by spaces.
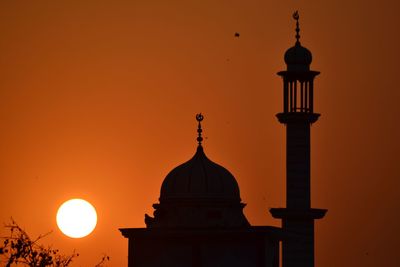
xmin=120 ymin=12 xmax=326 ymax=267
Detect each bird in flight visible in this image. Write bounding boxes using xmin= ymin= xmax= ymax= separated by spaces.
xmin=234 ymin=32 xmax=240 ymax=38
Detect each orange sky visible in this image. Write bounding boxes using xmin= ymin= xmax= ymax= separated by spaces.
xmin=0 ymin=1 xmax=399 ymax=266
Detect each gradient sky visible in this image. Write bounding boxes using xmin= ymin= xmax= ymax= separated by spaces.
xmin=0 ymin=1 xmax=399 ymax=266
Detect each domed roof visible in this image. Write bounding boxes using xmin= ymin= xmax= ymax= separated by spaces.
xmin=160 ymin=145 xmax=241 ymax=202
xmin=145 ymin=114 xmax=249 ymax=229
xmin=284 ymin=11 xmax=313 ymax=71
xmin=284 ymin=43 xmax=312 ymax=71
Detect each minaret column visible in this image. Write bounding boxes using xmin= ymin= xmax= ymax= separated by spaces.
xmin=286 ymin=117 xmax=311 ymax=210
xmin=273 ymin=112 xmax=323 ymax=267
xmin=270 ymin=11 xmax=327 ymax=267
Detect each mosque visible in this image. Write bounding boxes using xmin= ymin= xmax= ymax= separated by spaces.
xmin=120 ymin=12 xmax=327 ymax=267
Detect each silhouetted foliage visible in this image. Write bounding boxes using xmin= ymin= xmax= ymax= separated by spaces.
xmin=0 ymin=218 xmax=77 ymax=266
xmin=0 ymin=218 xmax=109 ymax=267
xmin=94 ymin=254 xmax=110 ymax=267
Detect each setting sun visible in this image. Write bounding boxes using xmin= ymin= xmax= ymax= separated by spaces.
xmin=56 ymin=199 xmax=97 ymax=238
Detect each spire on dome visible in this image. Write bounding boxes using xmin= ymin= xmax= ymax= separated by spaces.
xmin=196 ymin=113 xmax=204 ymax=146
xmin=293 ymin=10 xmax=300 ymax=45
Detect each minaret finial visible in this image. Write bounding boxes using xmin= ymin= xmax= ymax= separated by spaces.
xmin=196 ymin=113 xmax=204 ymax=146
xmin=293 ymin=10 xmax=300 ymax=45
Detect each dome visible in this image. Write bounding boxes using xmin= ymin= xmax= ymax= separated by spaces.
xmin=145 ymin=114 xmax=249 ymax=228
xmin=284 ymin=42 xmax=312 ymax=71
xmin=283 ymin=11 xmax=313 ymax=71
xmin=160 ymin=146 xmax=240 ymax=202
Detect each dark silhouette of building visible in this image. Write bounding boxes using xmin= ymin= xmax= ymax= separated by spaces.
xmin=120 ymin=12 xmax=326 ymax=267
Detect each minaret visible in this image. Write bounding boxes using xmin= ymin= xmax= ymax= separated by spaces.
xmin=270 ymin=11 xmax=327 ymax=267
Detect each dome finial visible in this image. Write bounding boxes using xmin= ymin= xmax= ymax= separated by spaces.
xmin=196 ymin=113 xmax=204 ymax=146
xmin=293 ymin=10 xmax=300 ymax=45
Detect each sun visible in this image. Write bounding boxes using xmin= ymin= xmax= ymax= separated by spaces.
xmin=56 ymin=199 xmax=97 ymax=238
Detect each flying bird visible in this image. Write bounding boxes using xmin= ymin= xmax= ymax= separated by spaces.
xmin=234 ymin=32 xmax=240 ymax=38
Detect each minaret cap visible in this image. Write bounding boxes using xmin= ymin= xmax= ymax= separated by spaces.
xmin=284 ymin=11 xmax=313 ymax=71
